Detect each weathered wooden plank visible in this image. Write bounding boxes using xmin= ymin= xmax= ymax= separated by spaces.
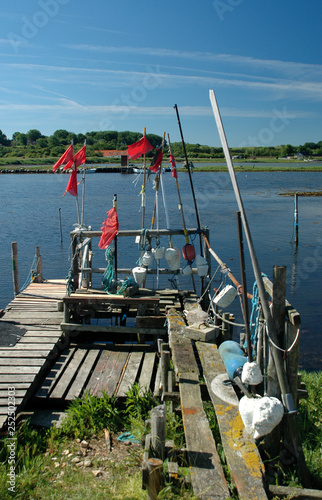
xmin=64 ymin=295 xmax=160 ymax=305
xmin=85 ymin=350 xmax=112 ymax=396
xmin=0 ymin=366 xmax=41 ymax=374
xmin=268 ymin=484 xmax=322 ymax=499
xmin=2 ymin=312 xmax=64 ymax=320
xmin=23 ymin=331 xmax=62 ymax=337
xmin=35 ymin=348 xmax=75 ymax=398
xmin=0 ymin=389 xmax=27 ymax=398
xmin=196 ymin=342 xmax=268 ymax=500
xmin=8 ymin=344 xmax=56 ymax=350
xmin=117 ymin=351 xmax=144 ymax=397
xmin=138 ymin=352 xmax=157 ymax=394
xmin=168 ymin=310 xmax=199 ymax=376
xmin=48 ymin=349 xmax=87 ymax=399
xmin=0 ymin=350 xmax=50 ymax=358
xmin=17 ymin=336 xmax=61 ymax=343
xmin=0 ymin=383 xmax=30 ymax=391
xmin=60 ymin=323 xmax=165 ymax=336
xmin=65 ymin=350 xmax=101 ymax=400
xmin=0 ymin=398 xmax=23 ymax=405
xmin=86 ymin=350 xmax=129 ymax=397
xmin=0 ymin=374 xmax=35 ymax=383
xmin=0 ymin=358 xmax=43 ymax=366
xmin=179 ymin=371 xmax=230 ymax=500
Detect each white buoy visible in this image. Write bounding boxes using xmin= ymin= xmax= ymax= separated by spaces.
xmin=195 ymin=254 xmax=208 ymax=277
xmin=181 ymin=265 xmax=192 ymax=276
xmin=213 ymin=285 xmax=237 ymax=308
xmin=241 ymin=362 xmax=263 ymax=385
xmin=152 ymin=246 xmax=165 ymax=260
xmin=239 ymin=395 xmax=284 ymax=439
xmin=165 ymin=247 xmax=181 ymax=270
xmin=132 ymin=266 xmax=147 ymax=284
xmin=142 ymin=251 xmax=153 ymax=267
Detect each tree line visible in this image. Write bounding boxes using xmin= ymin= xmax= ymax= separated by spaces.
xmin=0 ymin=129 xmax=321 ymax=160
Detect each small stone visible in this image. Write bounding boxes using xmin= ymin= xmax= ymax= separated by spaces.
xmin=76 ymin=438 xmax=81 ymax=443
xmin=84 ymin=458 xmax=92 ymax=467
xmin=52 ymin=457 xmax=58 ymax=461
xmin=76 ymin=461 xmax=84 ymax=467
xmin=62 ymin=449 xmax=70 ymax=456
xmin=71 ymin=457 xmax=81 ymax=464
xmin=67 ymin=453 xmax=74 ymax=458
xmin=92 ymin=470 xmax=102 ymax=477
xmin=54 ymin=462 xmax=60 ymax=468
xmin=80 ymin=440 xmax=89 ymax=449
xmin=124 ymin=441 xmax=132 ymax=446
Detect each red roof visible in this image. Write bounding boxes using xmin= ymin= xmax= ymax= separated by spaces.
xmin=100 ymin=150 xmax=128 ymax=157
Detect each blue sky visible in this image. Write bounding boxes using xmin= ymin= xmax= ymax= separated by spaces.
xmin=0 ymin=0 xmax=321 ymax=147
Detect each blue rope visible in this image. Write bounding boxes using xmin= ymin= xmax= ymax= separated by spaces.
xmin=19 ymin=253 xmax=41 ymax=293
xmin=246 ymin=274 xmax=267 ymax=357
xmin=102 ymin=248 xmax=136 ymax=295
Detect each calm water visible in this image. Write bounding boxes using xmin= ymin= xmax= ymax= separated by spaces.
xmin=0 ymin=169 xmax=321 ymax=370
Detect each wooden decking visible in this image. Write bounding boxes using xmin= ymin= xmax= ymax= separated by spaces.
xmin=0 ymin=279 xmax=66 ymax=428
xmin=0 ymin=280 xmax=271 ymax=499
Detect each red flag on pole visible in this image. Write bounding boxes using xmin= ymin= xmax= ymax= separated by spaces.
xmin=128 ymin=136 xmax=153 ymax=160
xmin=98 ymin=208 xmax=119 ymax=249
xmin=149 ymin=149 xmax=163 ymax=173
xmin=169 ymin=153 xmax=177 ymax=179
xmin=52 ymin=144 xmax=73 ymax=172
xmin=63 ymin=145 xmax=87 ymax=171
xmin=62 ymin=166 xmax=78 ymax=197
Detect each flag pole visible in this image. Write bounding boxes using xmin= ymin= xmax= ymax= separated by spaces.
xmin=141 ymin=127 xmax=147 ymax=229
xmin=81 ymin=140 xmax=86 ymax=227
xmin=72 ymin=140 xmax=80 ymax=226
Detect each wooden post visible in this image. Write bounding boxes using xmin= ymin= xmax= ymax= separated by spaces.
xmin=11 ymin=241 xmax=19 ymax=296
xmin=222 ymin=312 xmax=231 ymax=341
xmin=72 ymin=235 xmax=79 ymax=291
xmin=146 ymin=458 xmax=163 ymax=500
xmin=286 ymin=321 xmax=300 ymax=406
xmin=150 ymin=405 xmax=166 ymax=461
xmin=34 ymin=246 xmax=43 ymax=283
xmin=267 ymin=266 xmax=287 ymax=399
xmin=161 ymin=350 xmax=170 ymax=393
xmin=58 ymin=207 xmax=63 ymax=245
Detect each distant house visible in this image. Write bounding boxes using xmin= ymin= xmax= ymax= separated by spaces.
xmin=296 ymin=153 xmax=304 ymax=160
xmin=99 ymin=150 xmax=128 ymax=157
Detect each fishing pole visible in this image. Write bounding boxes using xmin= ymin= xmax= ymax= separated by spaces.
xmin=174 ymin=104 xmax=203 ymax=255
xmin=168 ymin=133 xmax=197 ymax=292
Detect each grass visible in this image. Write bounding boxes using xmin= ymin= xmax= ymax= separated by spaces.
xmin=0 ymin=374 xmax=321 ymax=498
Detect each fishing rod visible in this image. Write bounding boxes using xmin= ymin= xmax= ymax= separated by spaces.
xmin=168 ymin=133 xmax=196 ymax=293
xmin=81 ymin=140 xmax=86 ymax=227
xmin=174 ymin=104 xmax=203 ymax=255
xmin=141 ymin=127 xmax=147 ymax=229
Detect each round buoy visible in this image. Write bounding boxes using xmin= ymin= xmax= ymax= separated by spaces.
xmin=182 ymin=243 xmax=195 ymax=262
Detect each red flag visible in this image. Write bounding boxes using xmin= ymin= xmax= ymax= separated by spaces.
xmin=52 ymin=144 xmax=73 ymax=172
xmin=149 ymin=149 xmax=163 ymax=173
xmin=169 ymin=153 xmax=177 ymax=179
xmin=128 ymin=136 xmax=153 ymax=160
xmin=62 ymin=145 xmax=87 ymax=171
xmin=63 ymin=166 xmax=78 ymax=197
xmin=98 ymin=208 xmax=119 ymax=249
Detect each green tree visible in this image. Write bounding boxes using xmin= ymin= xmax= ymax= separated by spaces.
xmin=27 ymin=129 xmax=42 ymax=143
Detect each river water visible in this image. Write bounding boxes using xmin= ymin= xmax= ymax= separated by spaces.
xmin=0 ymin=168 xmax=321 ymax=370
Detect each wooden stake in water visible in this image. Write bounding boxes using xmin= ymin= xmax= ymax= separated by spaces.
xmin=294 ymin=192 xmax=298 ymax=246
xmin=58 ymin=207 xmax=63 ymax=245
xmin=11 ymin=241 xmax=19 ymax=296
